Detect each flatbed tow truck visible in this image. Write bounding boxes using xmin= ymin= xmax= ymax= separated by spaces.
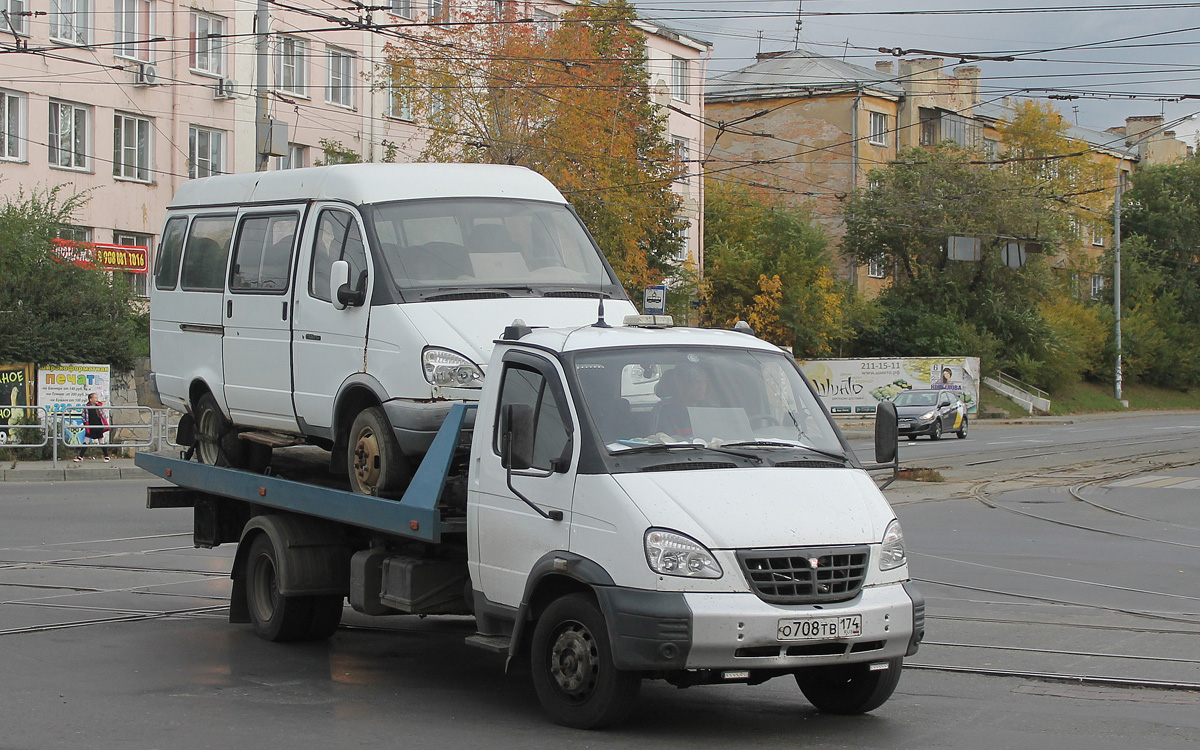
xmin=137 ymin=317 xmax=920 ymax=729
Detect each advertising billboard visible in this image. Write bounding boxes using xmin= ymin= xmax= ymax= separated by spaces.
xmin=36 ymin=365 xmax=112 ymax=445
xmin=797 ymin=357 xmax=981 ymax=416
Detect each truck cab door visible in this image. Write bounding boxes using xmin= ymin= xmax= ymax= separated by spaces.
xmin=469 ymin=352 xmax=577 ymax=609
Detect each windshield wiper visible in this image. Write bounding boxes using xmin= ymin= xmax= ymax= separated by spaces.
xmin=720 ymin=440 xmax=849 ymax=463
xmin=611 ymin=443 xmax=762 ymax=463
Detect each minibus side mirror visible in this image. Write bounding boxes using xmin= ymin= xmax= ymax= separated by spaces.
xmin=502 ymin=403 xmax=535 ymax=471
xmin=331 ymin=260 xmax=366 ymax=309
xmin=330 ymin=260 xmax=350 ymax=310
xmin=875 ymin=400 xmax=898 ymax=465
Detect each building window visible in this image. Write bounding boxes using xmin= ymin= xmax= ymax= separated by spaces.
xmin=672 ymin=135 xmax=689 ymax=182
xmin=275 ymin=143 xmax=306 ymax=170
xmin=919 ymin=108 xmax=938 ymax=146
xmin=389 ymin=0 xmax=412 ymax=18
xmin=188 ymin=125 xmax=223 ymax=178
xmin=114 ymin=231 xmax=151 ymax=297
xmin=430 ymin=0 xmax=448 ymax=19
xmin=115 ymin=0 xmax=152 ymax=62
xmin=4 ymin=0 xmax=29 ymax=34
xmin=190 ymin=12 xmax=225 ymax=76
xmin=867 ymin=256 xmax=887 ymax=279
xmin=869 ymin=112 xmax=888 ymax=146
xmin=49 ymin=100 xmax=88 ymax=170
xmin=533 ymin=9 xmax=557 ymax=37
xmin=113 ymin=113 xmax=151 ymax=181
xmin=677 ymin=220 xmax=690 ymax=262
xmin=386 ymin=83 xmax=413 ymax=121
xmin=276 ymin=36 xmax=307 ymax=95
xmin=1 ymin=90 xmax=24 ymax=161
xmin=50 ymin=0 xmax=89 ymax=45
xmin=671 ymin=56 xmax=688 ymax=102
xmin=1090 ymin=274 xmax=1105 ymax=299
xmin=327 ymin=48 xmax=354 ymax=108
xmin=1091 ymin=222 xmax=1106 ymax=247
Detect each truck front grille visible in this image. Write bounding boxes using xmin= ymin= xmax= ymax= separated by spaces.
xmin=737 ymin=546 xmax=870 ymax=604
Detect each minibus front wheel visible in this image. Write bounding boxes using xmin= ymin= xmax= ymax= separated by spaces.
xmin=348 ymin=406 xmax=412 ymax=496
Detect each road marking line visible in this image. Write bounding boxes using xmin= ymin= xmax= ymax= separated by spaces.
xmin=1136 ymin=477 xmax=1196 ymax=488
xmin=1169 ymin=478 xmax=1200 ymax=489
xmin=1107 ymin=475 xmax=1171 ymax=487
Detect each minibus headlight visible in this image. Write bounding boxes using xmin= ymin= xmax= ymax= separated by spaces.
xmin=422 ymin=348 xmax=483 ymax=387
xmin=879 ymin=519 xmax=906 ymax=571
xmin=644 ymin=528 xmax=723 ymax=579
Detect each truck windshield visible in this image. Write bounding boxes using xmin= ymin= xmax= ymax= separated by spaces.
xmin=366 ymin=198 xmax=616 ymax=296
xmin=571 ymin=346 xmax=845 ymax=456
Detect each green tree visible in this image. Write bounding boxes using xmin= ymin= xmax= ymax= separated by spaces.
xmin=701 ymin=179 xmax=845 ymax=355
xmin=382 ymin=0 xmax=686 ymax=296
xmin=1118 ymin=157 xmax=1200 ymax=387
xmin=0 ymin=188 xmax=147 ymax=370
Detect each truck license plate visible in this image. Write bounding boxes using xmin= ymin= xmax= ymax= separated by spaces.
xmin=777 ymin=615 xmax=862 ymax=641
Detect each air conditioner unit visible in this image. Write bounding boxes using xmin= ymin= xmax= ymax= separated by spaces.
xmin=214 ymin=78 xmax=238 ymax=100
xmin=134 ymin=63 xmax=160 ymax=86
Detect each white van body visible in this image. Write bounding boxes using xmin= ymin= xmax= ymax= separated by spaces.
xmin=150 ymin=164 xmax=636 ymax=480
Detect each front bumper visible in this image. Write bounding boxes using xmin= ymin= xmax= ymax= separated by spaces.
xmin=897 ymin=418 xmax=935 ymax=436
xmin=598 ymin=582 xmax=922 ymax=672
xmin=382 ymin=398 xmax=478 ymax=456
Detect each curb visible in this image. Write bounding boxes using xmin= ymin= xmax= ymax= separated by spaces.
xmin=2 ymin=466 xmax=152 ymax=483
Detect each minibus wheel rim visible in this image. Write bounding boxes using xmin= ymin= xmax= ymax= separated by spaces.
xmin=351 ymin=425 xmax=381 ymax=492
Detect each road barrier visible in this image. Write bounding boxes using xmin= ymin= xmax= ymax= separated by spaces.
xmin=0 ymin=408 xmax=185 ymax=468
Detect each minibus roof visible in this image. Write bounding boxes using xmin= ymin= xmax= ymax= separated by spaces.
xmin=169 ymin=164 xmax=569 ymax=209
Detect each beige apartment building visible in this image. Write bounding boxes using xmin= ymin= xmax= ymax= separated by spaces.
xmin=0 ymin=0 xmax=708 ymax=292
xmin=705 ymin=50 xmax=1139 ymax=295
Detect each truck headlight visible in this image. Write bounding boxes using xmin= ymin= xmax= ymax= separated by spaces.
xmin=422 ymin=348 xmax=483 ymax=387
xmin=879 ymin=519 xmax=906 ymax=571
xmin=644 ymin=528 xmax=723 ymax=579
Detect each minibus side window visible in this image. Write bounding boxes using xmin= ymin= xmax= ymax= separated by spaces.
xmin=230 ymin=214 xmax=297 ymax=294
xmin=154 ymin=217 xmax=188 ymax=290
xmin=180 ymin=215 xmax=236 ymax=292
xmin=309 ymin=210 xmax=368 ymax=302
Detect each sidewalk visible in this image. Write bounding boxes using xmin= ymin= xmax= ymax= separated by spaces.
xmin=1 ymin=456 xmax=153 ymax=483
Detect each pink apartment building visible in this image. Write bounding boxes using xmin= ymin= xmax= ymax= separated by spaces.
xmin=0 ymin=0 xmax=708 ymax=293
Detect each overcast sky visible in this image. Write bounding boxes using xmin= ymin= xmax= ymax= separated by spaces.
xmin=634 ymin=0 xmax=1200 ymax=146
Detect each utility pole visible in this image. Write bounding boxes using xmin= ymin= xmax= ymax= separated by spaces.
xmin=1113 ymin=168 xmax=1124 ymax=404
xmin=255 ymin=0 xmax=270 ymax=172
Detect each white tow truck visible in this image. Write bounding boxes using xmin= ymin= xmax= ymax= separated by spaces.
xmin=138 ymin=316 xmax=921 ymax=729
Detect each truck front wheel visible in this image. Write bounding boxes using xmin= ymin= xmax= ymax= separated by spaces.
xmin=347 ymin=407 xmax=412 ymax=496
xmin=530 ymin=593 xmax=641 ymax=729
xmin=246 ymin=534 xmax=342 ymax=642
xmin=794 ymin=656 xmax=903 ymax=714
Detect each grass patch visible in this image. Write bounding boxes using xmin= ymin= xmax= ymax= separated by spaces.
xmin=1048 ymin=380 xmax=1200 ymax=415
xmin=978 ymin=389 xmax=1028 ymax=418
xmin=898 ymin=467 xmax=944 ymax=483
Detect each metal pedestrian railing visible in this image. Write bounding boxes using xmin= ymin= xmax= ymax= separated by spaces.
xmin=0 ymin=407 xmax=184 ymax=468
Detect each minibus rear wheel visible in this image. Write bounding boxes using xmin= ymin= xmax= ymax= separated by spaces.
xmin=195 ymin=393 xmax=245 ymax=467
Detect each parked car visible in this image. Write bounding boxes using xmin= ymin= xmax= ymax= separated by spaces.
xmin=892 ymin=389 xmax=967 ymax=440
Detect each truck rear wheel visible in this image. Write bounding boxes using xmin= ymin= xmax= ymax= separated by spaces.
xmin=794 ymin=656 xmax=903 ymax=714
xmin=347 ymin=406 xmax=411 ymax=496
xmin=530 ymin=593 xmax=641 ymax=729
xmin=195 ymin=393 xmax=244 ymax=468
xmin=246 ymin=534 xmax=342 ymax=642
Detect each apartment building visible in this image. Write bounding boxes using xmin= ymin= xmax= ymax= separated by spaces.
xmin=0 ymin=0 xmax=708 ymax=292
xmin=705 ymin=50 xmax=1137 ymax=295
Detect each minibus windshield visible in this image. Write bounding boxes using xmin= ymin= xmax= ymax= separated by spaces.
xmin=367 ymin=198 xmax=617 ymax=297
xmin=570 ymin=346 xmax=846 ymax=457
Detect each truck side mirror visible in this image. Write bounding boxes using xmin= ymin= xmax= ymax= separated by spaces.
xmin=875 ymin=400 xmax=898 ymax=465
xmin=502 ymin=403 xmax=535 ymax=471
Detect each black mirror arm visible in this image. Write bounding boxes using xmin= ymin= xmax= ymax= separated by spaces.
xmin=503 ymin=436 xmax=564 ymax=521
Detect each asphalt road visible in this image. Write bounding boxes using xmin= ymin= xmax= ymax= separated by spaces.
xmin=2 ymin=414 xmax=1198 ymax=748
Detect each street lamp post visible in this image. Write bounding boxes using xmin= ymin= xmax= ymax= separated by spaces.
xmin=1113 ymin=169 xmax=1123 ymax=404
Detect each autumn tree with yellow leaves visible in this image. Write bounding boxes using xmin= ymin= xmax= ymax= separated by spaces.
xmin=381 ymin=0 xmax=686 ymax=299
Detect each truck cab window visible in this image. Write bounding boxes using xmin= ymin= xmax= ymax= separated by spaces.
xmin=494 ymin=365 xmax=570 ymax=472
xmin=309 ymin=209 xmax=368 ymax=302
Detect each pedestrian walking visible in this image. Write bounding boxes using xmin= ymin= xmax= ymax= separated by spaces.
xmin=73 ymin=393 xmax=114 ymax=462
